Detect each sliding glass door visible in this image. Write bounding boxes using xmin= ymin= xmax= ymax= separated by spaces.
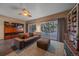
xmin=41 ymin=20 xmax=58 ymax=41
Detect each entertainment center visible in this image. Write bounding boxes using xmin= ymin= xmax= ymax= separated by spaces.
xmin=4 ymin=22 xmax=24 ymax=40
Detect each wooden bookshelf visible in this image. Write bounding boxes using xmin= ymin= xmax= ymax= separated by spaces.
xmin=4 ymin=22 xmax=24 ymax=40
xmin=66 ymin=4 xmax=79 ymax=51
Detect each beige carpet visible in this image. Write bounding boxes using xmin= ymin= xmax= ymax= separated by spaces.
xmin=7 ymin=40 xmax=64 ymax=56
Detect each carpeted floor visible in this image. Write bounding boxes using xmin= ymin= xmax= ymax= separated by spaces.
xmin=7 ymin=40 xmax=64 ymax=56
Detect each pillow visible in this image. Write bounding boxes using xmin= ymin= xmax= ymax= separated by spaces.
xmin=18 ymin=34 xmax=25 ymax=39
xmin=24 ymin=33 xmax=29 ymax=38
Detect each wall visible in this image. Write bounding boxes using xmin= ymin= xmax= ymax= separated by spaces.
xmin=0 ymin=20 xmax=4 ymax=55
xmin=0 ymin=20 xmax=4 ymax=39
xmin=35 ymin=22 xmax=41 ymax=32
xmin=28 ymin=22 xmax=46 ymax=32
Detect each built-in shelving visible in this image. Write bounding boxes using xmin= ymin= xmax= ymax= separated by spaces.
xmin=4 ymin=22 xmax=24 ymax=40
xmin=67 ymin=4 xmax=79 ymax=51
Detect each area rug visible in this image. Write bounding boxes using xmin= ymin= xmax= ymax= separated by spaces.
xmin=48 ymin=40 xmax=56 ymax=53
xmin=47 ymin=40 xmax=64 ymax=56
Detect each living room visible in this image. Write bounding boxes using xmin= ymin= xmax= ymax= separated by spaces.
xmin=0 ymin=3 xmax=79 ymax=56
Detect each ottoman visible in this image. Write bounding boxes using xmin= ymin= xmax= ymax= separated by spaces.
xmin=37 ymin=38 xmax=50 ymax=50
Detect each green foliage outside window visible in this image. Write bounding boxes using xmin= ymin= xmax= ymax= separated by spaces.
xmin=41 ymin=21 xmax=57 ymax=33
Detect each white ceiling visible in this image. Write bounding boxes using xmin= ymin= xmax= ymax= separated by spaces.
xmin=0 ymin=3 xmax=75 ymax=21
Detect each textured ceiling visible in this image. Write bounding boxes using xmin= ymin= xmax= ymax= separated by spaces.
xmin=0 ymin=3 xmax=75 ymax=21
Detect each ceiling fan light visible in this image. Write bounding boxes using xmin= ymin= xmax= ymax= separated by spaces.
xmin=19 ymin=8 xmax=32 ymax=17
xmin=23 ymin=13 xmax=28 ymax=16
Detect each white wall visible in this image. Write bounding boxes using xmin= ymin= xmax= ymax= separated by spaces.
xmin=0 ymin=20 xmax=4 ymax=55
xmin=35 ymin=22 xmax=41 ymax=32
xmin=0 ymin=20 xmax=4 ymax=39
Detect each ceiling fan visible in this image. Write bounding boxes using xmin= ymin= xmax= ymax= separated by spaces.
xmin=11 ymin=4 xmax=32 ymax=17
xmin=19 ymin=8 xmax=32 ymax=17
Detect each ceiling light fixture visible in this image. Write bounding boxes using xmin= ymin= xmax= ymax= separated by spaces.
xmin=19 ymin=8 xmax=32 ymax=17
xmin=19 ymin=4 xmax=32 ymax=17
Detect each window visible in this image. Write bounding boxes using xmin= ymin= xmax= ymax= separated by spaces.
xmin=28 ymin=24 xmax=36 ymax=33
xmin=41 ymin=20 xmax=58 ymax=40
xmin=41 ymin=21 xmax=57 ymax=33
